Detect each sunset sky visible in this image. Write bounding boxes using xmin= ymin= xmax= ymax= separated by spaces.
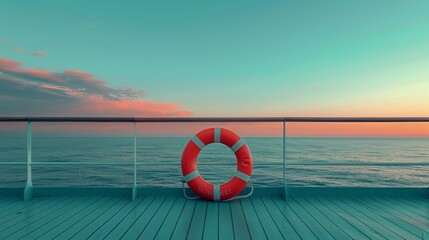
xmin=1 ymin=1 xmax=428 ymax=136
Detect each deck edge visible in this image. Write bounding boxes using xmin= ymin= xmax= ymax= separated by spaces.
xmin=0 ymin=187 xmax=427 ymax=198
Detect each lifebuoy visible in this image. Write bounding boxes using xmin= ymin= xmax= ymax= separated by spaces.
xmin=181 ymin=128 xmax=253 ymax=201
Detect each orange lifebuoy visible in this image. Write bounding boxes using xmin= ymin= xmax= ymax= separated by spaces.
xmin=181 ymin=128 xmax=253 ymax=201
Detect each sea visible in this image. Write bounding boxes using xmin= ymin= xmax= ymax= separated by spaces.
xmin=1 ymin=137 xmax=428 ymax=188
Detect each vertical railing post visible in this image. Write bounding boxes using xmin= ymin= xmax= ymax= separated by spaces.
xmin=282 ymin=120 xmax=288 ymax=201
xmin=24 ymin=121 xmax=33 ymax=201
xmin=132 ymin=122 xmax=137 ymax=201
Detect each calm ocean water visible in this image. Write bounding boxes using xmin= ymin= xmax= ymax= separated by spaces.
xmin=0 ymin=137 xmax=428 ymax=188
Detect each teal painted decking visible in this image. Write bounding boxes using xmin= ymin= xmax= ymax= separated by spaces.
xmin=0 ymin=188 xmax=428 ymax=240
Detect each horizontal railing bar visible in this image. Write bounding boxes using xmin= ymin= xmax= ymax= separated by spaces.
xmin=286 ymin=162 xmax=429 ymax=166
xmin=28 ymin=162 xmax=283 ymax=166
xmin=135 ymin=162 xmax=284 ymax=166
xmin=0 ymin=162 xmax=26 ymax=165
xmin=31 ymin=162 xmax=131 ymax=166
xmin=1 ymin=117 xmax=429 ymax=123
xmin=17 ymin=161 xmax=429 ymax=166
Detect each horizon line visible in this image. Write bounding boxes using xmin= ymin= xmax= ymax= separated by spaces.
xmin=1 ymin=116 xmax=429 ymax=123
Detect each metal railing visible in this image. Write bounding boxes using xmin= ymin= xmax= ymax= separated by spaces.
xmin=0 ymin=117 xmax=428 ymax=201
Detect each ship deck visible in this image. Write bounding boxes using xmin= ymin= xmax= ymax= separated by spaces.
xmin=0 ymin=188 xmax=428 ymax=240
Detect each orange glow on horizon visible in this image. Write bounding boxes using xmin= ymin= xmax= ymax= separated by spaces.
xmin=1 ymin=122 xmax=428 ymax=138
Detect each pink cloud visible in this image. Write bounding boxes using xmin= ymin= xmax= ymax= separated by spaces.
xmin=0 ymin=57 xmax=191 ymax=118
xmin=31 ymin=51 xmax=47 ymax=57
xmin=9 ymin=46 xmax=47 ymax=57
xmin=62 ymin=95 xmax=192 ymax=117
xmin=0 ymin=58 xmax=62 ymax=83
xmin=62 ymin=69 xmax=108 ymax=91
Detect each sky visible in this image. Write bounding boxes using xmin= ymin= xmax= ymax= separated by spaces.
xmin=0 ymin=1 xmax=428 ymax=136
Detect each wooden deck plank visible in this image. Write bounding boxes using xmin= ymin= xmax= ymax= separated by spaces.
xmin=0 ymin=199 xmax=25 ymax=215
xmin=0 ymin=199 xmax=33 ymax=221
xmin=304 ymin=196 xmax=372 ymax=240
xmin=287 ymin=197 xmax=335 ymax=240
xmin=171 ymin=199 xmax=197 ymax=239
xmin=0 ymin=197 xmax=20 ymax=211
xmin=0 ymin=198 xmax=15 ymax=208
xmin=122 ymin=196 xmax=167 ymax=239
xmin=344 ymin=197 xmax=420 ymax=240
xmin=375 ymin=197 xmax=429 ymax=226
xmin=0 ymin=194 xmax=427 ymax=240
xmin=230 ymin=199 xmax=251 ymax=240
xmin=388 ymin=198 xmax=429 ymax=218
xmin=203 ymin=201 xmax=219 ymax=240
xmin=87 ymin=198 xmax=145 ymax=240
xmin=388 ymin=197 xmax=429 ymax=210
xmin=103 ymin=196 xmax=156 ymax=239
xmin=261 ymin=197 xmax=300 ymax=240
xmin=251 ymin=196 xmax=283 ymax=239
xmin=39 ymin=197 xmax=113 ymax=240
xmin=272 ymin=197 xmax=317 ymax=240
xmin=353 ymin=197 xmax=429 ymax=237
xmin=154 ymin=197 xmax=187 ymax=240
xmin=0 ymin=197 xmax=58 ymax=225
xmin=378 ymin=199 xmax=429 ymax=225
xmin=0 ymin=197 xmax=55 ymax=223
xmin=240 ymin=198 xmax=267 ymax=240
xmin=23 ymin=197 xmax=102 ymax=239
xmin=218 ymin=202 xmax=234 ymax=240
xmin=294 ymin=196 xmax=351 ymax=239
xmin=0 ymin=197 xmax=76 ymax=238
xmin=322 ymin=196 xmax=403 ymax=239
xmin=187 ymin=200 xmax=208 ymax=240
xmin=6 ymin=197 xmax=93 ymax=240
xmin=139 ymin=196 xmax=177 ymax=239
xmin=70 ymin=198 xmax=131 ymax=239
xmin=52 ymin=197 xmax=119 ymax=239
xmin=314 ymin=196 xmax=387 ymax=240
xmin=406 ymin=197 xmax=429 ymax=208
xmin=0 ymin=196 xmax=14 ymax=204
xmin=0 ymin=198 xmax=75 ymax=239
xmin=0 ymin=196 xmax=17 ymax=203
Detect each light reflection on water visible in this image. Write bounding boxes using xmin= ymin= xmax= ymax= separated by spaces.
xmin=0 ymin=137 xmax=428 ymax=188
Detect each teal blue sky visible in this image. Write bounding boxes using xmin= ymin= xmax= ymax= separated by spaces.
xmin=1 ymin=0 xmax=428 ymax=117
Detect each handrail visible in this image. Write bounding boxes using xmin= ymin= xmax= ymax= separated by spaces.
xmin=1 ymin=161 xmax=428 ymax=166
xmin=0 ymin=117 xmax=429 ymax=122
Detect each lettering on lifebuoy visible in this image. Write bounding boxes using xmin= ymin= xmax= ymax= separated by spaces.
xmin=221 ymin=189 xmax=231 ymax=196
xmin=197 ymin=185 xmax=211 ymax=195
